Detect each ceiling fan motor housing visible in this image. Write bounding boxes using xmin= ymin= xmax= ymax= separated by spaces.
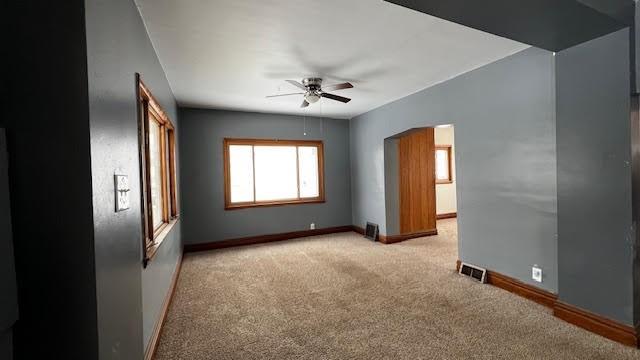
xmin=302 ymin=78 xmax=323 ymax=91
xmin=266 ymin=78 xmax=352 ymax=107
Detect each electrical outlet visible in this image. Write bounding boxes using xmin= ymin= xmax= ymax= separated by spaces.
xmin=310 ymin=223 xmax=315 ymax=230
xmin=532 ymin=265 xmax=542 ymax=283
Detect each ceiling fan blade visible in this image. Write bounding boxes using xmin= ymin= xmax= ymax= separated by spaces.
xmin=286 ymin=80 xmax=307 ymax=90
xmin=321 ymin=93 xmax=351 ymax=103
xmin=266 ymin=92 xmax=304 ymax=98
xmin=322 ymin=82 xmax=353 ymax=91
xmin=300 ymin=99 xmax=310 ymax=108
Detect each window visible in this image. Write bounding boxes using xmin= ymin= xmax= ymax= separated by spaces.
xmin=435 ymin=145 xmax=453 ymax=184
xmin=224 ymin=139 xmax=325 ymax=209
xmin=137 ymin=75 xmax=178 ymax=265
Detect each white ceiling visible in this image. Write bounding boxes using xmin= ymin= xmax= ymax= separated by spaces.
xmin=135 ymin=0 xmax=528 ymax=119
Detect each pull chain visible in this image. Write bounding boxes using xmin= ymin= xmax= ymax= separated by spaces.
xmin=303 ymin=111 xmax=307 ymax=136
xmin=319 ymin=98 xmax=324 ymax=136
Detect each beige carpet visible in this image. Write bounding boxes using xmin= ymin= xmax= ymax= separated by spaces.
xmin=155 ymin=219 xmax=640 ymax=359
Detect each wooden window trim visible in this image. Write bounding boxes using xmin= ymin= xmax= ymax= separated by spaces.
xmin=223 ymin=138 xmax=325 ymax=210
xmin=168 ymin=128 xmax=178 ymax=219
xmin=435 ymin=145 xmax=453 ymax=184
xmin=137 ymin=74 xmax=179 ymax=266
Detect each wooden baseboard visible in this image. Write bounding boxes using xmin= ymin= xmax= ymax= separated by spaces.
xmin=455 ymin=260 xmax=637 ymax=347
xmin=456 ymin=260 xmax=557 ymax=308
xmin=185 ymin=224 xmax=422 ymax=253
xmin=486 ymin=269 xmax=558 ymax=308
xmin=145 ymin=252 xmax=183 ymax=360
xmin=553 ymin=301 xmax=638 ymax=347
xmin=436 ymin=212 xmax=457 ymax=220
xmin=380 ymin=229 xmax=438 ymax=244
xmin=351 ymin=226 xmax=437 ymax=244
xmin=184 ymin=226 xmax=354 ymax=253
xmin=351 ymin=225 xmax=365 ymax=235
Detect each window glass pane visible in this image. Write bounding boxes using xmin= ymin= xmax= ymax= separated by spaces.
xmin=298 ymin=146 xmax=319 ymax=198
xmin=229 ymin=145 xmax=254 ymax=203
xmin=148 ymin=119 xmax=163 ymax=229
xmin=435 ymin=149 xmax=449 ymax=181
xmin=168 ymin=130 xmax=177 ymax=216
xmin=254 ymin=146 xmax=297 ymax=201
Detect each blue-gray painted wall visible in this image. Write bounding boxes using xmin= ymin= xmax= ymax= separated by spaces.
xmin=350 ymin=47 xmax=559 ymax=293
xmin=383 ymin=138 xmax=400 ymax=236
xmin=84 ymin=0 xmax=182 ymax=356
xmin=6 ymin=0 xmax=98 ymax=357
xmin=577 ymin=0 xmax=634 ymax=24
xmin=178 ymin=109 xmax=352 ymax=245
xmin=636 ymin=4 xmax=640 ymax=94
xmin=556 ymin=29 xmax=634 ymax=325
xmin=141 ymin=222 xmax=182 ymax=348
xmin=351 ymin=28 xmax=636 ymax=325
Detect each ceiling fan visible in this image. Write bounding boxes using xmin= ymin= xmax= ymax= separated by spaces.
xmin=266 ymin=78 xmax=353 ymax=108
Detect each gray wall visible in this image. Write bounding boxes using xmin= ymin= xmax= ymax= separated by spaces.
xmin=141 ymin=222 xmax=182 ymax=348
xmin=179 ymin=109 xmax=352 ymax=244
xmin=350 ymin=47 xmax=558 ymax=293
xmin=577 ymin=0 xmax=634 ymax=23
xmin=0 ymin=129 xmax=16 ymax=360
xmin=556 ymin=29 xmax=634 ymax=325
xmin=0 ymin=330 xmax=11 ymax=360
xmin=636 ymin=3 xmax=640 ymax=95
xmin=383 ymin=138 xmax=400 ymax=236
xmin=6 ymin=0 xmax=99 ymax=357
xmin=633 ymin=94 xmax=640 ymax=330
xmin=84 ymin=0 xmax=182 ymax=357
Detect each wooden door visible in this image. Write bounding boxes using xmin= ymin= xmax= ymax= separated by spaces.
xmin=399 ymin=128 xmax=437 ymax=234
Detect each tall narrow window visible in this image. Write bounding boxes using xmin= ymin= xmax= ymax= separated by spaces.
xmin=148 ymin=115 xmax=164 ymax=229
xmin=137 ymin=74 xmax=179 ymax=265
xmin=224 ymin=139 xmax=325 ymax=209
xmin=435 ymin=145 xmax=453 ymax=184
xmin=167 ymin=128 xmax=178 ymax=218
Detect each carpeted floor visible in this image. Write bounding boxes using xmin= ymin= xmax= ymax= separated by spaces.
xmin=155 ymin=219 xmax=640 ymax=359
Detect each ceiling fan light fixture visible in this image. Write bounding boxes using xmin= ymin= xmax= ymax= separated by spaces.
xmin=304 ymin=92 xmax=320 ymax=104
xmin=267 ymin=78 xmax=352 ymax=107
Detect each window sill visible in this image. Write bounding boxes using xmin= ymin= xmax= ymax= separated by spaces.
xmin=225 ymin=199 xmax=325 ymax=210
xmin=145 ymin=217 xmax=179 ymax=266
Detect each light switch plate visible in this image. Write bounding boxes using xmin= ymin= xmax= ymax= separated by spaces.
xmin=532 ymin=265 xmax=542 ymax=283
xmin=114 ymin=174 xmax=130 ymax=212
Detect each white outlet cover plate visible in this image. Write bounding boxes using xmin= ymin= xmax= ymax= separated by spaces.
xmin=532 ymin=266 xmax=542 ymax=283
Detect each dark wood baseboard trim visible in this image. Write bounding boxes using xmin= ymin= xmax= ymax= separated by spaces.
xmin=352 ymin=226 xmax=437 ymax=244
xmin=184 ymin=226 xmax=354 ymax=253
xmin=487 ymin=269 xmax=558 ymax=308
xmin=553 ymin=301 xmax=638 ymax=347
xmin=351 ymin=225 xmax=365 ymax=235
xmin=380 ymin=229 xmax=438 ymax=244
xmin=436 ymin=212 xmax=457 ymax=220
xmin=145 ymin=252 xmax=183 ymax=360
xmin=455 ymin=260 xmax=637 ymax=347
xmin=456 ymin=260 xmax=557 ymax=308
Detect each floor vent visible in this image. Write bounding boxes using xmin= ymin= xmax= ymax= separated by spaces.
xmin=364 ymin=222 xmax=379 ymax=241
xmin=459 ymin=262 xmax=487 ymax=283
